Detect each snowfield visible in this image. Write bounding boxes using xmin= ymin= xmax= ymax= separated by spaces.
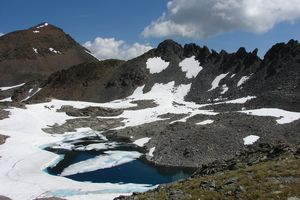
xmin=179 ymin=56 xmax=202 ymax=78
xmin=237 ymin=75 xmax=252 ymax=87
xmin=0 ymin=83 xmax=25 ymax=91
xmin=133 ymin=137 xmax=151 ymax=147
xmin=243 ymin=135 xmax=260 ymax=145
xmin=146 ymin=57 xmax=169 ymax=74
xmin=0 ymin=103 xmax=152 ymax=200
xmin=0 ymin=78 xmax=297 ymax=200
xmin=208 ymin=73 xmax=229 ymax=91
xmin=240 ymin=108 xmax=300 ymax=124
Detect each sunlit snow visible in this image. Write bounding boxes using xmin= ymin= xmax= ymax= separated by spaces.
xmin=179 ymin=56 xmax=202 ymax=78
xmin=61 ymin=151 xmax=142 ymax=176
xmin=36 ymin=22 xmax=49 ymax=29
xmin=220 ymin=84 xmax=229 ymax=94
xmin=196 ymin=119 xmax=214 ymax=125
xmin=0 ymin=83 xmax=25 ymax=91
xmin=146 ymin=57 xmax=169 ymax=74
xmin=49 ymin=47 xmax=61 ymax=54
xmin=0 ymin=79 xmax=267 ymax=200
xmin=133 ymin=137 xmax=151 ymax=147
xmin=0 ymin=97 xmax=12 ymax=102
xmin=208 ymin=73 xmax=229 ymax=91
xmin=240 ymin=108 xmax=300 ymax=124
xmin=33 ymin=48 xmax=38 ymax=54
xmin=237 ymin=75 xmax=251 ymax=87
xmin=243 ymin=135 xmax=260 ymax=145
xmin=148 ymin=147 xmax=155 ymax=157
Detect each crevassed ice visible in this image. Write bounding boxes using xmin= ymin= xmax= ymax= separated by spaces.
xmin=146 ymin=57 xmax=169 ymax=74
xmin=179 ymin=56 xmax=202 ymax=78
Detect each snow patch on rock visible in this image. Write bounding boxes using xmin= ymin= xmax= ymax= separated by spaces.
xmin=49 ymin=48 xmax=61 ymax=54
xmin=196 ymin=119 xmax=214 ymax=125
xmin=220 ymin=84 xmax=229 ymax=95
xmin=146 ymin=57 xmax=169 ymax=74
xmin=148 ymin=147 xmax=155 ymax=157
xmin=237 ymin=75 xmax=252 ymax=87
xmin=36 ymin=22 xmax=49 ymax=29
xmin=240 ymin=108 xmax=300 ymax=124
xmin=61 ymin=151 xmax=142 ymax=177
xmin=33 ymin=48 xmax=38 ymax=54
xmin=0 ymin=97 xmax=12 ymax=102
xmin=179 ymin=56 xmax=202 ymax=78
xmin=133 ymin=137 xmax=151 ymax=147
xmin=208 ymin=73 xmax=229 ymax=91
xmin=243 ymin=135 xmax=260 ymax=145
xmin=0 ymin=83 xmax=25 ymax=91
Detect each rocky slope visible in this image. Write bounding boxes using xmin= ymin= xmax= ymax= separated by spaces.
xmin=20 ymin=39 xmax=300 ymax=112
xmin=10 ymin=36 xmax=299 ymax=168
xmin=116 ymin=143 xmax=300 ymax=200
xmin=0 ymin=22 xmax=97 ymax=87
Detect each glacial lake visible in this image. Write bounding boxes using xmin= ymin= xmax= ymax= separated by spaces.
xmin=45 ymin=135 xmax=194 ymax=185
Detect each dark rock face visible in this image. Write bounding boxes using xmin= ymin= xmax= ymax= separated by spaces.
xmin=30 ymin=60 xmax=125 ymax=103
xmin=8 ymin=35 xmax=300 ymax=108
xmin=0 ymin=23 xmax=97 ymax=86
xmin=244 ymin=39 xmax=300 ymax=111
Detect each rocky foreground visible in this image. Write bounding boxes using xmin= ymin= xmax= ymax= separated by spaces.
xmin=116 ymin=143 xmax=300 ymax=200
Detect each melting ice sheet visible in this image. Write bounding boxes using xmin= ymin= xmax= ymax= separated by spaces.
xmin=60 ymin=151 xmax=142 ymax=176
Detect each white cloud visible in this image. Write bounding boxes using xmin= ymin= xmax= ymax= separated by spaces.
xmin=142 ymin=0 xmax=300 ymax=38
xmin=83 ymin=37 xmax=153 ymax=60
xmin=0 ymin=33 xmax=4 ymax=37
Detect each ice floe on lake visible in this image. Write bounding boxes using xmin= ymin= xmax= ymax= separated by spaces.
xmin=60 ymin=151 xmax=142 ymax=176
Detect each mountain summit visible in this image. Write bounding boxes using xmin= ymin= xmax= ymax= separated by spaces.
xmin=0 ymin=22 xmax=97 ymax=86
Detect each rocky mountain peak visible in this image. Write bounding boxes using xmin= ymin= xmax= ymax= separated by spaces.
xmin=0 ymin=23 xmax=97 ymax=86
xmin=155 ymin=39 xmax=183 ymax=59
xmin=264 ymin=39 xmax=300 ymax=61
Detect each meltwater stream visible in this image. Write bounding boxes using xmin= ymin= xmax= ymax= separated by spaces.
xmin=45 ymin=131 xmax=194 ymax=186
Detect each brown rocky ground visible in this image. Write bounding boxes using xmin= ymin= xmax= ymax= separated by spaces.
xmin=116 ymin=143 xmax=300 ymax=200
xmin=0 ymin=23 xmax=97 ymax=87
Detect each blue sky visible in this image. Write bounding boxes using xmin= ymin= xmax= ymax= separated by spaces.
xmin=1 ymin=0 xmax=300 ymax=59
